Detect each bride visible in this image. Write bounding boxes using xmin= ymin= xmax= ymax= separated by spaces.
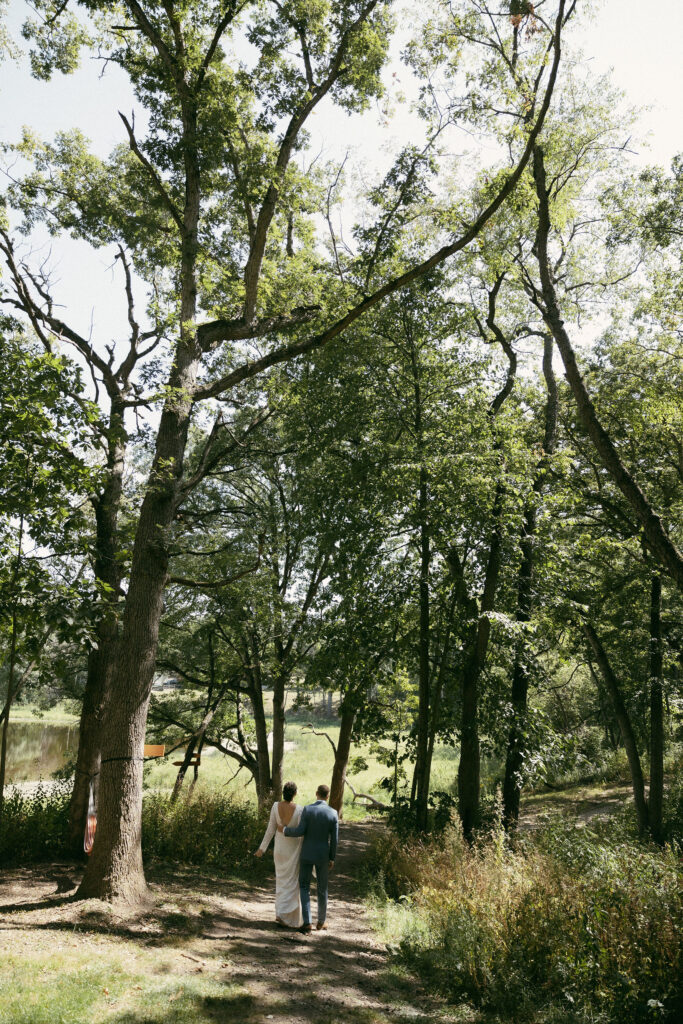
xmin=255 ymin=780 xmax=303 ymax=928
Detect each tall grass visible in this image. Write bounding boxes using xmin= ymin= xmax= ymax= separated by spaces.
xmin=0 ymin=783 xmax=265 ymax=877
xmin=370 ymin=816 xmax=683 ymax=1023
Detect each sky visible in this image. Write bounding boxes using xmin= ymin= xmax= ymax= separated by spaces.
xmin=1 ymin=0 xmax=682 ymax=348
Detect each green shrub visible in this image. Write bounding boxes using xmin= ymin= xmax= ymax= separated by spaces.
xmin=0 ymin=783 xmax=266 ymax=878
xmin=0 ymin=781 xmax=72 ymax=863
xmin=141 ymin=789 xmax=265 ymax=874
xmin=371 ymin=817 xmax=683 ymax=1022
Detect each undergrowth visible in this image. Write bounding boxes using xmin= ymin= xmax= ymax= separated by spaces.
xmin=370 ymin=814 xmax=683 ymax=1023
xmin=0 ymin=783 xmax=265 ymax=877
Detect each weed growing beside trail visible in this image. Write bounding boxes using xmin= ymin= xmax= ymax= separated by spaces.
xmin=0 ymin=785 xmax=267 ymax=879
xmin=142 ymin=790 xmax=264 ymax=874
xmin=369 ymin=816 xmax=683 ymax=1023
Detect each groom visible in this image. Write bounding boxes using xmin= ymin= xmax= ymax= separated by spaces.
xmin=279 ymin=783 xmax=339 ymax=934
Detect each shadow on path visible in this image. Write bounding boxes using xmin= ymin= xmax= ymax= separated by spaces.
xmin=0 ymin=821 xmax=455 ymax=1023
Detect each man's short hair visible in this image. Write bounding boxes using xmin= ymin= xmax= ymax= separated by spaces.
xmin=316 ymin=784 xmax=330 ymax=800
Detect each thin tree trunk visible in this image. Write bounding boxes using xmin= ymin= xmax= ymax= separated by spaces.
xmin=424 ymin=611 xmax=455 ymax=805
xmin=329 ymin=703 xmax=356 ymax=814
xmin=406 ymin=330 xmax=432 ymax=831
xmin=454 ymin=479 xmax=504 ymax=841
xmin=582 ymin=621 xmax=649 ymax=834
xmin=248 ymin=640 xmax=273 ymax=808
xmin=648 ymin=572 xmax=664 ymax=843
xmin=532 ymin=145 xmax=683 ymax=590
xmin=0 ymin=513 xmax=24 ymax=822
xmin=414 ymin=466 xmax=432 ymax=829
xmin=0 ymin=608 xmax=19 ymax=822
xmin=171 ymin=734 xmax=198 ymax=802
xmin=503 ymin=335 xmax=557 ymax=831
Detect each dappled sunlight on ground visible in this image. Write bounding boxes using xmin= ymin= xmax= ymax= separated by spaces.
xmin=0 ymin=822 xmax=469 ymax=1024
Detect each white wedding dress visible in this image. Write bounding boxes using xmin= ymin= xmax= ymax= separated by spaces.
xmin=258 ymin=802 xmax=303 ymax=928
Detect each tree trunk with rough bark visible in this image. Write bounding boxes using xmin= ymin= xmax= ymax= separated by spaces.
xmin=503 ymin=335 xmax=557 ymax=831
xmin=413 ymin=467 xmax=432 ymax=830
xmin=648 ymin=572 xmax=664 ymax=843
xmin=77 ymin=272 xmax=199 ymax=902
xmin=0 ymin=514 xmax=24 ymax=824
xmin=329 ymin=703 xmax=356 ymax=814
xmin=582 ymin=621 xmax=649 ymax=835
xmin=249 ymin=673 xmax=273 ymax=809
xmin=271 ymin=674 xmax=287 ymax=802
xmin=68 ymin=417 xmax=126 ymax=851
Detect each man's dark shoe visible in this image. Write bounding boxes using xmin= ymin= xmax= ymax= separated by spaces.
xmin=300 ymin=924 xmax=312 ymax=934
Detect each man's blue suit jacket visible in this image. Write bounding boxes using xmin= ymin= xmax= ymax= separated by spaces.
xmin=284 ymin=799 xmax=339 ymax=863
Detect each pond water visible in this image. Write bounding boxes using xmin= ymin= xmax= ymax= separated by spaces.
xmin=4 ymin=721 xmax=79 ymax=782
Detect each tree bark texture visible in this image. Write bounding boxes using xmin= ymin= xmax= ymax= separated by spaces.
xmin=532 ymin=145 xmax=683 ymax=591
xmin=582 ymin=621 xmax=649 ymax=834
xmin=648 ymin=572 xmax=664 ymax=842
xmin=68 ymin=415 xmax=126 ymax=850
xmin=0 ymin=513 xmax=24 ymax=823
xmin=329 ymin=703 xmax=356 ymax=814
xmin=455 ymin=484 xmax=504 ymax=841
xmin=413 ymin=466 xmax=432 ymax=830
xmin=503 ymin=335 xmax=557 ymax=830
xmin=270 ymin=674 xmax=287 ymax=802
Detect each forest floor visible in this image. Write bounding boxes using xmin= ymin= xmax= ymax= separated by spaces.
xmin=0 ymin=821 xmax=472 ymax=1024
xmin=519 ymin=779 xmax=634 ymax=829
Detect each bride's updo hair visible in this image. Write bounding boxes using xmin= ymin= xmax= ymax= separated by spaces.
xmin=282 ymin=781 xmax=297 ymax=802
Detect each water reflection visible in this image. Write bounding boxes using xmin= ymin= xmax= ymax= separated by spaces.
xmin=4 ymin=721 xmax=79 ymax=782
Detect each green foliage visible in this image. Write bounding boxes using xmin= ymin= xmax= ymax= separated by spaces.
xmin=0 ymin=783 xmax=265 ymax=876
xmin=0 ymin=781 xmax=72 ymax=864
xmin=371 ymin=818 xmax=683 ymax=1022
xmin=141 ymin=790 xmax=265 ymax=875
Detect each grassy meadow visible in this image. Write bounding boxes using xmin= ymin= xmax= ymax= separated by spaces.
xmin=143 ymin=712 xmax=466 ymax=822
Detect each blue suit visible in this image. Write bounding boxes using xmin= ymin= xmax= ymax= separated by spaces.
xmin=284 ymin=799 xmax=339 ymax=926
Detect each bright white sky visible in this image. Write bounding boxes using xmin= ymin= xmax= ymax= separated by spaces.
xmin=1 ymin=0 xmax=682 ymax=347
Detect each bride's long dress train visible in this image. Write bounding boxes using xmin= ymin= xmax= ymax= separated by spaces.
xmin=258 ymin=802 xmax=303 ymax=927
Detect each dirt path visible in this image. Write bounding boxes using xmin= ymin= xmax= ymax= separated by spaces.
xmin=0 ymin=822 xmax=458 ymax=1024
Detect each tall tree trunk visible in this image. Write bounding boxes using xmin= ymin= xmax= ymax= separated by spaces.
xmin=78 ymin=273 xmax=200 ymax=902
xmin=329 ymin=702 xmax=356 ymax=814
xmin=648 ymin=572 xmax=664 ymax=843
xmin=413 ymin=467 xmax=432 ymax=830
xmin=455 ymin=482 xmax=504 ymax=841
xmin=582 ymin=621 xmax=649 ymax=834
xmin=68 ymin=417 xmax=125 ymax=851
xmin=0 ymin=513 xmax=24 ymax=823
xmin=407 ymin=332 xmax=433 ymax=832
xmin=503 ymin=335 xmax=557 ymax=831
xmin=0 ymin=606 xmax=19 ymax=822
xmin=532 ymin=145 xmax=683 ymax=591
xmin=248 ymin=642 xmax=273 ymax=808
xmin=457 ymin=646 xmax=481 ymax=840
xmin=271 ymin=673 xmax=287 ymax=801
xmin=424 ymin=611 xmax=455 ymax=809
xmin=67 ymin=639 xmax=113 ymax=849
